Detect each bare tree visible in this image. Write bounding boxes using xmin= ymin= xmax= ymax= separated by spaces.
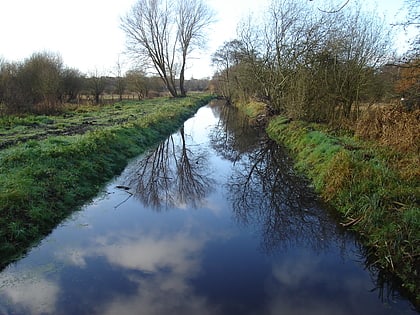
xmin=211 ymin=40 xmax=246 ymax=102
xmin=121 ymin=0 xmax=214 ymax=97
xmin=177 ymin=0 xmax=214 ymax=96
xmin=212 ymin=0 xmax=392 ymax=122
xmin=0 ymin=53 xmax=83 ymax=113
xmin=126 ymin=69 xmax=149 ymax=99
xmin=309 ymin=0 xmax=351 ymax=13
xmin=401 ymin=0 xmax=420 ymax=58
xmin=113 ymin=56 xmax=127 ymax=101
xmin=88 ymin=69 xmax=107 ymax=105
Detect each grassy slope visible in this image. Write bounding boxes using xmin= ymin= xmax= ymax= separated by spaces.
xmin=267 ymin=117 xmax=420 ymax=303
xmin=0 ymin=94 xmax=214 ymax=268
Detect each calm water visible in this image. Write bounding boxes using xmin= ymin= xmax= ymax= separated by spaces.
xmin=0 ymin=102 xmax=417 ymax=315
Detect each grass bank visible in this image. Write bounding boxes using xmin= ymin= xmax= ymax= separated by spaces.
xmin=266 ymin=116 xmax=420 ymax=303
xmin=234 ymin=100 xmax=268 ymax=124
xmin=0 ymin=94 xmax=214 ymax=268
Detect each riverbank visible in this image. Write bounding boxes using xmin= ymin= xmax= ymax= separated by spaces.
xmin=232 ymin=99 xmax=419 ymax=304
xmin=0 ymin=94 xmax=214 ymax=269
xmin=265 ymin=115 xmax=419 ymax=304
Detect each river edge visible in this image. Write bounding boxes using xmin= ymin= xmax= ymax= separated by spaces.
xmin=239 ymin=104 xmax=420 ymax=306
xmin=1 ymin=96 xmax=418 ymax=308
xmin=0 ymin=94 xmax=215 ymax=269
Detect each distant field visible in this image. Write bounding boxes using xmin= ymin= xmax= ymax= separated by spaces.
xmin=0 ymin=97 xmax=178 ymax=149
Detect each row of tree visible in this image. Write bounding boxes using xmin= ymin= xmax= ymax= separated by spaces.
xmin=0 ymin=0 xmax=215 ymax=114
xmin=0 ymin=52 xmax=210 ymax=114
xmin=211 ymin=0 xmax=418 ymax=123
xmin=2 ymin=0 xmax=418 ymax=118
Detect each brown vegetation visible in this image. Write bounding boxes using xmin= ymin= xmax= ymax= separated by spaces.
xmin=355 ymin=105 xmax=420 ymax=153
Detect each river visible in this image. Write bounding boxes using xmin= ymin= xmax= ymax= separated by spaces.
xmin=0 ymin=101 xmax=417 ymax=314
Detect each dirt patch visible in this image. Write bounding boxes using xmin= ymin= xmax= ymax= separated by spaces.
xmin=0 ymin=122 xmax=97 ymax=149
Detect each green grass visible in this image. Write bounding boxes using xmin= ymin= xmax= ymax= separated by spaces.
xmin=0 ymin=94 xmax=214 ymax=268
xmin=235 ymin=100 xmax=267 ymax=124
xmin=0 ymin=97 xmax=192 ymax=148
xmin=267 ymin=116 xmax=420 ymax=303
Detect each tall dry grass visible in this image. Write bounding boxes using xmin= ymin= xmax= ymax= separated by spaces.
xmin=355 ymin=105 xmax=420 ymax=153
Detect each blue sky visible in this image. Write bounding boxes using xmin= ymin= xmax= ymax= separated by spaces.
xmin=0 ymin=0 xmax=410 ymax=78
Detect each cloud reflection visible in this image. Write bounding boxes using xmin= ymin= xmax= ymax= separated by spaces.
xmin=101 ymin=274 xmax=219 ymax=315
xmin=264 ymin=249 xmax=384 ymax=315
xmin=96 ymin=232 xmax=202 ymax=275
xmin=55 ymin=229 xmax=222 ymax=315
xmin=0 ymin=271 xmax=59 ymax=315
xmin=1 ymin=226 xmax=221 ymax=315
xmin=56 ymin=248 xmax=88 ymax=268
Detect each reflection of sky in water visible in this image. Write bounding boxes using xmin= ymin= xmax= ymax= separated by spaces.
xmin=0 ymin=105 xmax=417 ymax=315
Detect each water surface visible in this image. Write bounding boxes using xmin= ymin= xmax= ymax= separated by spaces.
xmin=0 ymin=103 xmax=417 ymax=315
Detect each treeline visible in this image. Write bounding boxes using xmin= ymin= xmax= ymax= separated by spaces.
xmin=0 ymin=52 xmax=210 ymax=114
xmin=211 ymin=0 xmax=417 ymax=123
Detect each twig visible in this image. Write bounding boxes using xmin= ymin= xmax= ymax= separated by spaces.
xmin=317 ymin=0 xmax=351 ymax=14
xmin=340 ymin=215 xmax=364 ymax=227
xmin=114 ymin=187 xmax=133 ymax=209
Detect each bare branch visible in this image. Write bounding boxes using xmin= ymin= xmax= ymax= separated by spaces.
xmin=309 ymin=0 xmax=351 ymax=13
xmin=121 ymin=0 xmax=214 ymax=97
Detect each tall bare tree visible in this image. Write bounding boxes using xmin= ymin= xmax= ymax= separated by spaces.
xmin=211 ymin=40 xmax=246 ymax=102
xmin=177 ymin=0 xmax=214 ymax=96
xmin=121 ymin=0 xmax=214 ymax=97
xmin=112 ymin=56 xmax=127 ymax=102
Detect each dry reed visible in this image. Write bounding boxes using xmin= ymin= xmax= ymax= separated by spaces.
xmin=355 ymin=105 xmax=420 ymax=153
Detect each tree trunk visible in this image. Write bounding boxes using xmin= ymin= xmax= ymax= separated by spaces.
xmin=179 ymin=51 xmax=187 ymax=97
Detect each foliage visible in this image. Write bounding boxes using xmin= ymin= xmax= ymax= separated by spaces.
xmin=125 ymin=69 xmax=149 ymax=99
xmin=212 ymin=0 xmax=393 ymax=123
xmin=355 ymin=105 xmax=420 ymax=153
xmin=0 ymin=94 xmax=214 ymax=269
xmin=0 ymin=52 xmax=87 ymax=113
xmin=267 ymin=115 xmax=420 ymax=302
xmin=394 ymin=58 xmax=420 ymax=109
xmin=86 ymin=69 xmax=107 ymax=105
xmin=61 ymin=68 xmax=85 ymax=103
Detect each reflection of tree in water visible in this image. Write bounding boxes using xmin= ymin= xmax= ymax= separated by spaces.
xmin=209 ymin=103 xmax=341 ymax=252
xmin=209 ymin=102 xmax=264 ymax=162
xmin=227 ymin=138 xmax=341 ymax=253
xmin=211 ymin=103 xmax=416 ymax=307
xmin=123 ymin=127 xmax=214 ymax=210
